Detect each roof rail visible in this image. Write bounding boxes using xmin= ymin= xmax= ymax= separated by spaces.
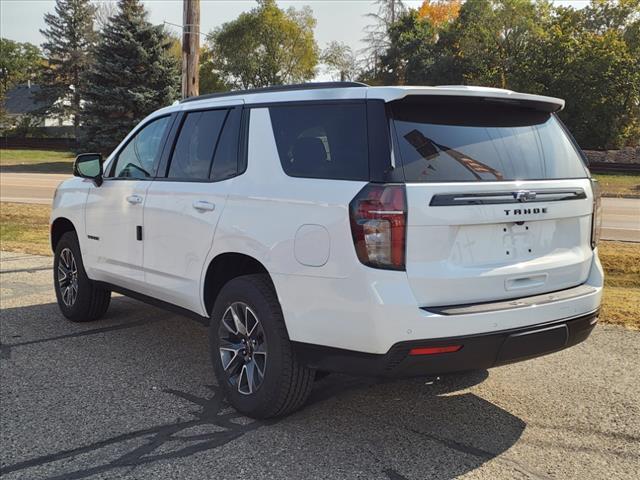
xmin=180 ymin=81 xmax=369 ymax=104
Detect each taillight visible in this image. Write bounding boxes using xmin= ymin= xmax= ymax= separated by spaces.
xmin=590 ymin=178 xmax=602 ymax=249
xmin=349 ymin=183 xmax=406 ymax=270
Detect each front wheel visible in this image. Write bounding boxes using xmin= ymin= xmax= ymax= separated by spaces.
xmin=209 ymin=274 xmax=314 ymax=418
xmin=53 ymin=231 xmax=111 ymax=322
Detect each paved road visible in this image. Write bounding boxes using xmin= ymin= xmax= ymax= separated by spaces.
xmin=1 ymin=251 xmax=639 ymax=480
xmin=600 ymin=197 xmax=640 ymax=242
xmin=0 ymin=172 xmax=638 ymax=242
xmin=0 ymin=173 xmax=68 ymax=204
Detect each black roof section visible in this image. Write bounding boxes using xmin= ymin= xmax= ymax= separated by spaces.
xmin=180 ymin=81 xmax=369 ymax=104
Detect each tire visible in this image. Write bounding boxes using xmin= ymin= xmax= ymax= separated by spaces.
xmin=53 ymin=231 xmax=111 ymax=322
xmin=209 ymin=274 xmax=314 ymax=419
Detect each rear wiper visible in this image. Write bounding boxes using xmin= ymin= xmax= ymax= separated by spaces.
xmin=403 ymin=129 xmax=504 ymax=180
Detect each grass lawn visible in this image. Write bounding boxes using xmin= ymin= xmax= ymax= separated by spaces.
xmin=0 ymin=148 xmax=75 ymax=174
xmin=0 ymin=201 xmax=638 ymax=329
xmin=592 ymin=172 xmax=640 ymax=198
xmin=0 ymin=202 xmax=51 ymax=256
xmin=597 ymin=241 xmax=640 ymax=330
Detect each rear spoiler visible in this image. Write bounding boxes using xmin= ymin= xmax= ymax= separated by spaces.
xmin=368 ymin=86 xmax=565 ymax=113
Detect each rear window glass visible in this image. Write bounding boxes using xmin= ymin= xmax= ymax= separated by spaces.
xmin=269 ymin=103 xmax=369 ymax=181
xmin=391 ymin=99 xmax=588 ymax=182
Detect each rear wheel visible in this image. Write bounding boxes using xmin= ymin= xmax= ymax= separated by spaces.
xmin=209 ymin=274 xmax=314 ymax=418
xmin=54 ymin=231 xmax=111 ymax=322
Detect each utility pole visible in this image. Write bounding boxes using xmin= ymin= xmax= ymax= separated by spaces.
xmin=182 ymin=0 xmax=200 ymax=99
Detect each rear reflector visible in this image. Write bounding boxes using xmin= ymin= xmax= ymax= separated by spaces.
xmin=409 ymin=345 xmax=462 ymax=356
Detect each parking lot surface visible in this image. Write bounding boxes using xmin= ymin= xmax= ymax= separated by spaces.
xmin=1 ymin=251 xmax=639 ymax=480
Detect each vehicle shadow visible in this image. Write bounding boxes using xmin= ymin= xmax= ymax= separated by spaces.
xmin=0 ymin=297 xmax=525 ymax=480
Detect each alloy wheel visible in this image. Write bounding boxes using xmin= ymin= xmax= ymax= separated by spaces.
xmin=57 ymin=247 xmax=78 ymax=307
xmin=218 ymin=302 xmax=268 ymax=395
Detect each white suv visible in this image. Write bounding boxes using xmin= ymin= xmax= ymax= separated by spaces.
xmin=51 ymin=82 xmax=603 ymax=418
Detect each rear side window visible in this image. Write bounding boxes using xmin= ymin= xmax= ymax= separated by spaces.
xmin=391 ymin=98 xmax=588 ymax=182
xmin=269 ymin=103 xmax=369 ymax=181
xmin=168 ymin=109 xmax=228 ymax=180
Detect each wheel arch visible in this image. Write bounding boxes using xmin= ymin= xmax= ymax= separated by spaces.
xmin=203 ymin=252 xmax=274 ymax=316
xmin=50 ymin=217 xmax=77 ymax=252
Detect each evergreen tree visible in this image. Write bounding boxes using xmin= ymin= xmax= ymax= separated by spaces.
xmin=81 ymin=0 xmax=179 ymax=154
xmin=40 ymin=0 xmax=96 ymax=137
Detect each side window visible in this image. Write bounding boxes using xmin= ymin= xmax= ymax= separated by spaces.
xmin=269 ymin=103 xmax=369 ymax=181
xmin=111 ymin=116 xmax=171 ymax=179
xmin=168 ymin=109 xmax=227 ymax=181
xmin=210 ymin=108 xmax=241 ymax=181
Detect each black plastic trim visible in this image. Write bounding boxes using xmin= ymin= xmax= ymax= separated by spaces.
xmin=367 ymin=99 xmax=399 ymax=183
xmin=292 ymin=310 xmax=599 ymax=377
xmin=430 ymin=188 xmax=587 ymax=206
xmin=180 ymin=82 xmax=368 ymax=104
xmin=95 ymin=281 xmax=209 ymax=325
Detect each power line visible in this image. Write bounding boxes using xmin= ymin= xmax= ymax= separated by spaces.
xmin=163 ymin=20 xmax=209 ymax=38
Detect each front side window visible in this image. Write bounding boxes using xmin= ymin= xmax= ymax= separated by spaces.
xmin=391 ymin=98 xmax=588 ymax=182
xmin=168 ymin=109 xmax=228 ymax=181
xmin=111 ymin=116 xmax=171 ymax=179
xmin=269 ymin=103 xmax=369 ymax=181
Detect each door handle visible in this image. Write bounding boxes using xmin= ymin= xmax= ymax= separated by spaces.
xmin=192 ymin=200 xmax=215 ymax=212
xmin=126 ymin=194 xmax=143 ymax=205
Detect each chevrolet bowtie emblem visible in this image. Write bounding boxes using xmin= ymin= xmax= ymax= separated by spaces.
xmin=513 ymin=190 xmax=537 ymax=202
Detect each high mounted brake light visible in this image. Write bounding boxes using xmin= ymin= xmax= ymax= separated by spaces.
xmin=349 ymin=184 xmax=407 ymax=270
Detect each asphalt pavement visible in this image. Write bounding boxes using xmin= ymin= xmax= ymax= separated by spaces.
xmin=600 ymin=197 xmax=640 ymax=242
xmin=0 ymin=173 xmax=69 ymax=204
xmin=1 ymin=251 xmax=639 ymax=479
xmin=1 ymin=172 xmax=638 ymax=242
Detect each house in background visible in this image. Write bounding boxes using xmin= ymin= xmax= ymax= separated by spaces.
xmin=2 ymin=82 xmax=72 ymax=129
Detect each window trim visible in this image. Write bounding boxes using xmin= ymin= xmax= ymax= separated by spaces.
xmin=157 ymin=106 xmax=245 ymax=184
xmin=104 ymin=114 xmax=176 ymax=181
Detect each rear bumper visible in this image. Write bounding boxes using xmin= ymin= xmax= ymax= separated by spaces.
xmin=275 ymin=251 xmax=604 ymax=354
xmin=293 ymin=309 xmax=599 ymax=377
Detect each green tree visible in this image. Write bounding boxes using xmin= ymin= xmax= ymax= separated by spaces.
xmin=446 ymin=0 xmax=545 ymax=89
xmin=81 ymin=0 xmax=179 ymax=154
xmin=199 ymin=47 xmax=230 ymax=94
xmin=377 ymin=11 xmax=437 ymax=84
xmin=40 ymin=0 xmax=96 ymax=137
xmin=0 ymin=39 xmax=42 ymax=128
xmin=0 ymin=39 xmax=42 ymax=95
xmin=362 ymin=0 xmax=407 ymax=77
xmin=321 ymin=41 xmax=358 ymax=82
xmin=366 ymin=0 xmax=640 ymax=148
xmin=207 ymin=0 xmax=319 ymax=89
xmin=530 ymin=3 xmax=640 ymax=148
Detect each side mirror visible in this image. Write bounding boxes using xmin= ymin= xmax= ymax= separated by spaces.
xmin=73 ymin=153 xmax=103 ymax=186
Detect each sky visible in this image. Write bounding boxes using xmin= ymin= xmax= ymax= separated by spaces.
xmin=1 ymin=0 xmax=589 ymax=55
xmin=1 ymin=0 xmax=422 ymax=53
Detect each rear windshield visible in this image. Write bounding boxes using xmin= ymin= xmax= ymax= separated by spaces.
xmin=391 ymin=98 xmax=588 ymax=182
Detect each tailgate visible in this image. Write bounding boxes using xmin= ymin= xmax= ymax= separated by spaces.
xmin=405 ymin=179 xmax=594 ymax=306
xmin=389 ymin=95 xmax=594 ymax=307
